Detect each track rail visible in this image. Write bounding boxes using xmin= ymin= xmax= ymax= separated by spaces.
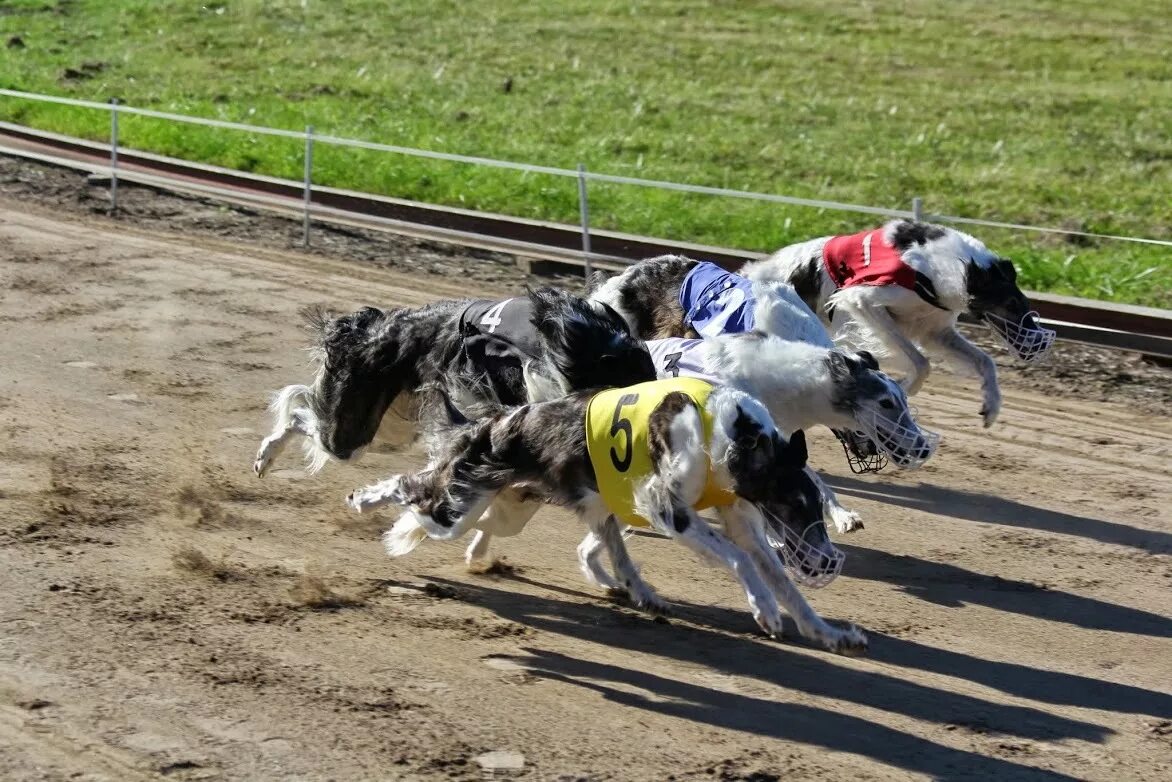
xmin=1 ymin=122 xmax=1169 ymax=359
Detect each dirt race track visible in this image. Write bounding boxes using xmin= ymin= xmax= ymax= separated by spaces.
xmin=0 ymin=203 xmax=1169 ymax=781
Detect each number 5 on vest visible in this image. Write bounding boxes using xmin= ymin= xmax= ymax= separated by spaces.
xmin=609 ymin=393 xmax=639 ymax=472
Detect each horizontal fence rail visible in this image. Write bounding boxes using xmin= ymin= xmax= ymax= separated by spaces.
xmin=1 ymin=119 xmax=1169 ymax=362
xmin=3 ymin=88 xmax=1171 ymax=249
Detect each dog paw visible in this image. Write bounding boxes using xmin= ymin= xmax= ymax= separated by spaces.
xmin=253 ymin=452 xmax=269 ymax=478
xmin=346 ymin=476 xmax=404 ymax=513
xmin=826 ymin=624 xmax=869 ymax=656
xmin=980 ymin=402 xmax=1001 ymax=428
xmin=830 ymin=508 xmax=864 ymax=534
xmin=625 ymin=581 xmax=672 ymax=616
xmin=753 ymin=611 xmax=787 ymax=640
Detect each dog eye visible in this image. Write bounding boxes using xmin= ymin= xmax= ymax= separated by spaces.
xmin=879 ymin=399 xmax=896 ymax=410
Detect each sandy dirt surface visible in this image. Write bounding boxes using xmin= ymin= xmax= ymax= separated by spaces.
xmin=0 ymin=203 xmax=1169 ymax=781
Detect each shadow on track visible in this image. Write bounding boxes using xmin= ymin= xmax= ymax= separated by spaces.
xmin=424 ymin=576 xmax=1106 ymax=781
xmin=826 ymin=475 xmax=1172 ymax=555
xmin=837 ymin=543 xmax=1172 ymax=639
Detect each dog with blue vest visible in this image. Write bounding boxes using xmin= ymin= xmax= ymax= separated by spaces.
xmin=590 ymin=251 xmax=938 ymax=475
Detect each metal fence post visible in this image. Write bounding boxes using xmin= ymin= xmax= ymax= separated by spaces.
xmin=303 ymin=125 xmax=314 ymax=247
xmin=576 ymin=163 xmax=592 ymax=280
xmin=109 ymin=98 xmax=119 ymax=212
xmin=912 ymin=196 xmax=923 ymax=222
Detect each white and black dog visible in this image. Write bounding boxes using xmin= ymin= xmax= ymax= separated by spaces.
xmin=346 ymin=377 xmax=867 ymax=655
xmin=253 ymin=287 xmax=656 ymax=477
xmin=743 ymin=219 xmax=1056 ymax=427
xmin=589 ymin=254 xmax=936 ymax=475
xmin=645 ymin=330 xmax=937 ymax=534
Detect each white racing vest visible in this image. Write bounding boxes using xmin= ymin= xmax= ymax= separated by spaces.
xmin=646 ymin=338 xmax=721 ymax=384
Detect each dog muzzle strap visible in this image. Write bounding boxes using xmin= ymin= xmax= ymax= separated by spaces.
xmin=832 ymin=428 xmax=889 ymax=474
xmin=984 ymin=310 xmax=1056 ymax=363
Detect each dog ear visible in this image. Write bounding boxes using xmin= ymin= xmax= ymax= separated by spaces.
xmin=826 ymin=350 xmax=852 ymax=384
xmin=965 ymin=261 xmax=991 ymax=294
xmin=783 ymin=429 xmax=809 ymax=469
xmin=853 ymin=350 xmax=879 ymax=371
xmin=995 ymin=258 xmax=1017 ymax=283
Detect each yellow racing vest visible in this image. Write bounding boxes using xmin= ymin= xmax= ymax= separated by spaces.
xmin=585 ymin=378 xmax=737 ymax=528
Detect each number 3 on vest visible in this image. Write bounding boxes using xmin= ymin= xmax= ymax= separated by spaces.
xmin=609 ymin=393 xmax=639 ymax=472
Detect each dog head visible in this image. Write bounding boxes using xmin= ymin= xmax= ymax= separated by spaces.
xmin=827 ymin=349 xmax=939 ymax=468
xmin=965 ymin=258 xmax=1029 ymax=320
xmin=305 ymin=305 xmax=400 ymax=461
xmin=966 ymin=260 xmax=1055 ymax=362
xmin=529 ymin=287 xmax=656 ymax=392
xmin=720 ymin=402 xmax=841 ymax=585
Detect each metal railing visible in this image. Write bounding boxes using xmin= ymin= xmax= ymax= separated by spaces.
xmin=2 ymin=87 xmax=1171 ymax=257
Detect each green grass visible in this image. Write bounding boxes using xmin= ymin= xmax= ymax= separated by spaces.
xmin=1 ymin=0 xmax=1169 ymax=307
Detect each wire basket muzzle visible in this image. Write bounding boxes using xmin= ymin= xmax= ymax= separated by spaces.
xmin=853 ymin=407 xmax=940 ymax=469
xmin=985 ymin=310 xmax=1056 ymax=363
xmin=767 ymin=517 xmax=845 ymax=589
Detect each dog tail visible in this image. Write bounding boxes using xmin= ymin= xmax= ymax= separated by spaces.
xmin=382 ymin=512 xmax=430 ymax=557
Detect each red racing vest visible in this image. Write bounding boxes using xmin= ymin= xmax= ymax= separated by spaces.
xmin=822 ymin=229 xmax=947 ymax=310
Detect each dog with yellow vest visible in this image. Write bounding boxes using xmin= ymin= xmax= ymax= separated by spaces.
xmin=347 ymin=376 xmax=867 ymax=656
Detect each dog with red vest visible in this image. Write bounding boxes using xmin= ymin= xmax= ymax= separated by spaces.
xmin=744 ymin=220 xmax=1055 ymax=428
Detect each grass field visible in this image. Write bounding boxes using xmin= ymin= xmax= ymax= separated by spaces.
xmin=1 ymin=0 xmax=1169 ymax=306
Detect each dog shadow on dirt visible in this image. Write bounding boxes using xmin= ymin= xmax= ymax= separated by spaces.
xmin=423 ymin=575 xmax=1149 ymax=781
xmin=826 ymin=474 xmax=1171 ymax=555
xmin=833 ymin=542 xmax=1172 ymax=638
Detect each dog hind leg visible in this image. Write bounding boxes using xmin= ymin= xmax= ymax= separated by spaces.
xmin=464 ymin=490 xmax=540 ymax=570
xmin=254 ymin=407 xmax=315 ymax=477
xmin=840 ymin=300 xmax=931 ymax=395
xmin=592 ymin=515 xmax=670 ymax=614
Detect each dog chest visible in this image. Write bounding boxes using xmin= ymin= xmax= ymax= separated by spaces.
xmin=585 ymin=378 xmax=735 ymax=528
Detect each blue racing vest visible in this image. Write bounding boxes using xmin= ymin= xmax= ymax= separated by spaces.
xmin=679 ymin=262 xmax=756 ymax=336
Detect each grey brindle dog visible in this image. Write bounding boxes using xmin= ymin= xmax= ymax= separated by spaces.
xmin=347 ymin=380 xmax=867 ymax=656
xmin=253 ymin=286 xmax=656 ymax=477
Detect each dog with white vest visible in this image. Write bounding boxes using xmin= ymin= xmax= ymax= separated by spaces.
xmin=743 ymin=219 xmax=1055 ymax=427
xmin=588 ymin=253 xmax=938 ymax=474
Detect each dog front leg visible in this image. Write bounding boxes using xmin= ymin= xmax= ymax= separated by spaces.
xmin=841 ymin=301 xmax=930 ymax=395
xmin=718 ymin=502 xmax=867 ymax=655
xmin=807 ymin=466 xmax=863 ymax=534
xmin=668 ymin=506 xmax=784 ymax=638
xmin=928 ymin=327 xmax=1001 ymax=427
xmin=253 ymin=408 xmax=315 ymax=477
